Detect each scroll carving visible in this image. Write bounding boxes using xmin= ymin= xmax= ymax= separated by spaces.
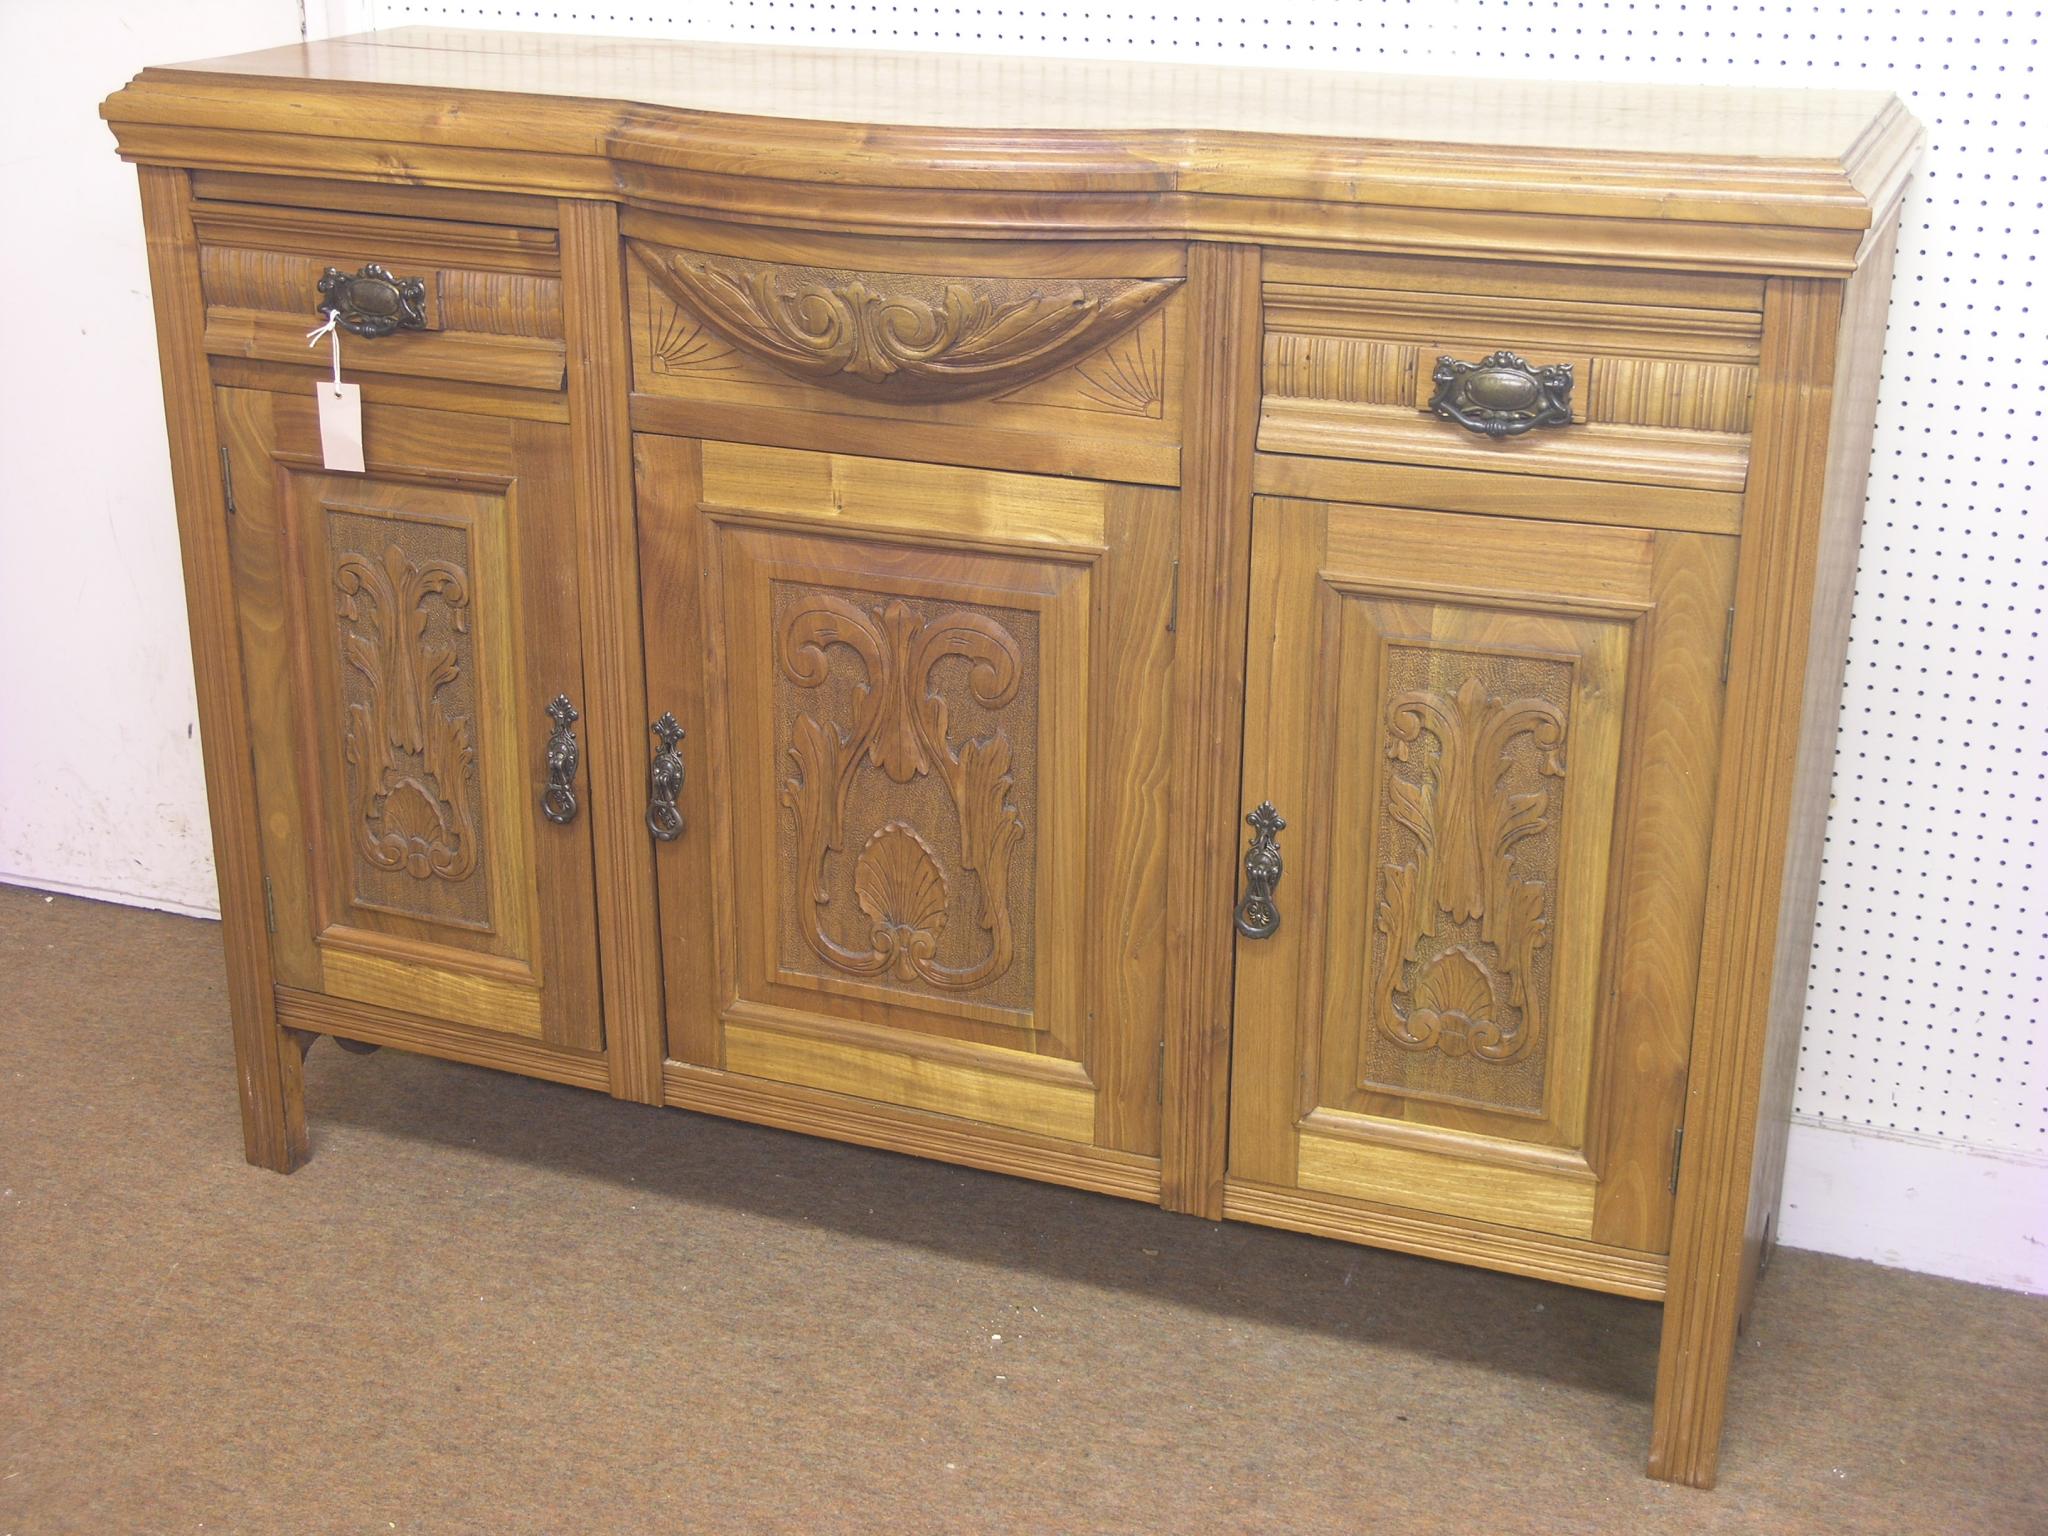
xmin=1374 ymin=672 xmax=1567 ymax=1066
xmin=780 ymin=595 xmax=1026 ymax=990
xmin=631 ymin=241 xmax=1179 ymax=403
xmin=335 ymin=542 xmax=478 ymax=882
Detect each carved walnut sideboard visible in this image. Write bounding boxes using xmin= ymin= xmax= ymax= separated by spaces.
xmin=103 ymin=29 xmax=1920 ymax=1486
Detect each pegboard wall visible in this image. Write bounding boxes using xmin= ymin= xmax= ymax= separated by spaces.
xmin=344 ymin=2 xmax=2046 ymax=1166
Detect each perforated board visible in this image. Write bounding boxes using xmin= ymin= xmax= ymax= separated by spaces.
xmin=345 ymin=2 xmax=2046 ymax=1164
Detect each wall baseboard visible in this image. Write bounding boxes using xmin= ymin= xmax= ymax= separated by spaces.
xmin=0 ymin=870 xmax=221 ymax=923
xmin=1779 ymin=1115 xmax=2047 ymax=1294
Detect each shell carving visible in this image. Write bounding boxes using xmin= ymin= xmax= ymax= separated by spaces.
xmin=854 ymin=822 xmax=950 ymax=981
xmin=1403 ymin=946 xmax=1504 ymax=1060
xmin=631 ymin=241 xmax=1180 ymax=404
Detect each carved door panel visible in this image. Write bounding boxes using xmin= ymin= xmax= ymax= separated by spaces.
xmin=1229 ymin=498 xmax=1736 ymax=1252
xmin=639 ymin=437 xmax=1174 ymax=1156
xmin=220 ymin=388 xmax=601 ymax=1050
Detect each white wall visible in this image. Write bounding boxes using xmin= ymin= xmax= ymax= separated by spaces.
xmin=4 ymin=1 xmax=2038 ymax=1293
xmin=0 ymin=0 xmax=304 ymax=915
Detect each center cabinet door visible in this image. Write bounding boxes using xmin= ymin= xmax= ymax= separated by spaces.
xmin=1230 ymin=496 xmax=1736 ymax=1257
xmin=637 ymin=438 xmax=1175 ymax=1163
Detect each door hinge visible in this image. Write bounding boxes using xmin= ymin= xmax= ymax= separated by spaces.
xmin=263 ymin=875 xmax=277 ymax=934
xmin=1669 ymin=1125 xmax=1686 ymax=1195
xmin=1157 ymin=1039 xmax=1166 ymax=1106
xmin=1166 ymin=557 xmax=1181 ymax=634
xmin=219 ymin=444 xmax=237 ymax=517
xmin=1719 ymin=607 xmax=1736 ymax=684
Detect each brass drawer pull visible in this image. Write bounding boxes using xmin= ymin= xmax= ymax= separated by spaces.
xmin=542 ymin=694 xmax=581 ymax=825
xmin=317 ymin=262 xmax=428 ymax=338
xmin=647 ymin=713 xmax=687 ymax=841
xmin=1429 ymin=351 xmax=1574 ymax=438
xmin=1233 ymin=801 xmax=1286 ymax=940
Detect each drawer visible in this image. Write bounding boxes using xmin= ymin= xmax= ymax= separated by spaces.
xmin=193 ymin=198 xmax=567 ymax=391
xmin=1259 ymin=251 xmax=1764 ymax=495
xmin=623 ymin=210 xmax=1186 ymax=486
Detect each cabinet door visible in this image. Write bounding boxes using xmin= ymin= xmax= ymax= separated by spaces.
xmin=1230 ymin=497 xmax=1735 ymax=1252
xmin=221 ymin=388 xmax=601 ymax=1050
xmin=639 ymin=438 xmax=1174 ymax=1156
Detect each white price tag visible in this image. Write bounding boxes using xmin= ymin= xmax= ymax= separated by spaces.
xmin=306 ymin=313 xmax=364 ymax=472
xmin=316 ymin=381 xmax=365 ymax=472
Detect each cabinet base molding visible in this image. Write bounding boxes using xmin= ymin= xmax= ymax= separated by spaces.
xmin=664 ymin=1063 xmax=1163 ymax=1204
xmin=1223 ymin=1180 xmax=1668 ymax=1301
xmin=276 ymin=990 xmax=611 ymax=1094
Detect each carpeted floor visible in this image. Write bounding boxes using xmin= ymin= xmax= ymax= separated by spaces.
xmin=1 ymin=884 xmax=2042 ymax=1535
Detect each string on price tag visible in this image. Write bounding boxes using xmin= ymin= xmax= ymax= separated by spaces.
xmin=307 ymin=313 xmax=364 ymax=473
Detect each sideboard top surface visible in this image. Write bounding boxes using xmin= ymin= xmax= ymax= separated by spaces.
xmin=102 ymin=27 xmax=1921 ymax=273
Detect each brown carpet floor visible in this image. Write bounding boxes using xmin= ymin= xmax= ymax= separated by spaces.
xmin=1 ymin=884 xmax=2042 ymax=1535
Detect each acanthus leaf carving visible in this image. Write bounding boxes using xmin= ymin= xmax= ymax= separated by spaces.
xmin=780 ymin=595 xmax=1026 ymax=992
xmin=335 ymin=540 xmax=479 ymax=883
xmin=1374 ymin=671 xmax=1567 ymax=1065
xmin=631 ymin=240 xmax=1179 ymax=404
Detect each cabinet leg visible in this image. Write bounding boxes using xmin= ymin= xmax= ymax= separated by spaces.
xmin=1646 ymin=1333 xmax=1730 ymax=1488
xmin=234 ymin=1015 xmax=310 ymax=1174
xmin=1648 ymin=1242 xmax=1748 ymax=1487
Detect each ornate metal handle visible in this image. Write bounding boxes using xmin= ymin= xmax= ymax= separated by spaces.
xmin=1428 ymin=351 xmax=1574 ymax=438
xmin=317 ymin=263 xmax=428 ymax=339
xmin=542 ymin=694 xmax=581 ymax=825
xmin=1233 ymin=801 xmax=1286 ymax=940
xmin=647 ymin=713 xmax=686 ymax=842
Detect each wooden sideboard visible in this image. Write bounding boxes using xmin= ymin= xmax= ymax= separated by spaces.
xmin=103 ymin=28 xmax=1921 ymax=1487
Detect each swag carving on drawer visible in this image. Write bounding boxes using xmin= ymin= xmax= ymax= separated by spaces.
xmin=628 ymin=240 xmax=1180 ymax=404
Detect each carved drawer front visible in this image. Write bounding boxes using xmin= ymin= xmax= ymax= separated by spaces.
xmin=624 ymin=211 xmax=1186 ymax=486
xmin=1260 ymin=251 xmax=1765 ymax=499
xmin=193 ymin=198 xmax=567 ymax=391
xmin=219 ymin=388 xmax=601 ymax=1054
xmin=1228 ymin=497 xmax=1737 ymax=1259
xmin=637 ymin=437 xmax=1175 ymax=1160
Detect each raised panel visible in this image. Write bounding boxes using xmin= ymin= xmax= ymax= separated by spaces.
xmin=293 ymin=477 xmax=537 ymax=1004
xmin=1229 ymin=496 xmax=1735 ymax=1253
xmin=221 ymin=388 xmax=600 ymax=1052
xmin=716 ymin=524 xmax=1091 ymax=1057
xmin=325 ymin=500 xmax=494 ymax=927
xmin=741 ymin=536 xmax=1083 ymax=1034
xmin=639 ymin=437 xmax=1173 ymax=1157
xmin=1336 ymin=604 xmax=1628 ymax=1135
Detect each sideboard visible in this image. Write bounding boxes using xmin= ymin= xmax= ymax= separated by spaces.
xmin=103 ymin=28 xmax=1921 ymax=1486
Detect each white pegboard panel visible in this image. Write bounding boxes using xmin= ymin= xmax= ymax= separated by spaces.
xmin=349 ymin=2 xmax=2046 ymax=1163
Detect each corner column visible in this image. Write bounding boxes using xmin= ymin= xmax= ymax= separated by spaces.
xmin=137 ymin=165 xmax=308 ymax=1172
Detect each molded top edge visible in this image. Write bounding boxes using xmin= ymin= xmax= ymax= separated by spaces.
xmin=101 ymin=26 xmax=1923 ymax=246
